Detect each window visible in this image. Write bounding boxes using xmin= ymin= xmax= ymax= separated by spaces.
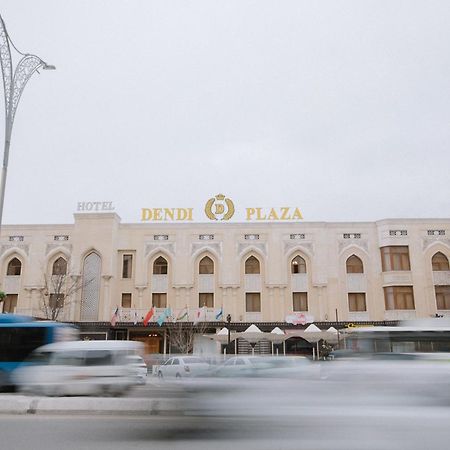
xmin=153 ymin=257 xmax=168 ymax=275
xmin=84 ymin=351 xmax=113 ymax=366
xmin=380 ymin=246 xmax=411 ymax=271
xmin=199 ymin=256 xmax=214 ymax=274
xmin=432 ymin=252 xmax=450 ymax=271
xmin=293 ymin=292 xmax=308 ymax=311
xmin=7 ymin=258 xmax=22 ymax=276
xmin=199 ymin=293 xmax=214 ymax=308
xmin=384 ymin=286 xmax=415 ymax=310
xmin=0 ymin=327 xmax=46 ymax=362
xmin=52 ymin=257 xmax=67 ymax=276
xmin=245 ymin=293 xmax=261 ymax=312
xmin=346 ymin=255 xmax=364 ymax=274
xmin=122 ymin=254 xmax=133 ymax=278
xmin=291 ymin=256 xmax=306 ymax=274
xmin=435 ymin=286 xmax=450 ymax=310
xmin=152 ymin=293 xmax=167 ymax=308
xmin=348 ymin=293 xmax=366 ymax=312
xmin=2 ymin=294 xmax=17 ymax=313
xmin=49 ymin=294 xmax=64 ymax=309
xmin=121 ymin=293 xmax=132 ymax=308
xmin=245 ymin=256 xmax=260 ymax=274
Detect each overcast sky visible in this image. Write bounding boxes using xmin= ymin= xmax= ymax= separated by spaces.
xmin=1 ymin=1 xmax=449 ymax=224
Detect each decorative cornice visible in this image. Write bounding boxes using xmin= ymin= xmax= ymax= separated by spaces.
xmin=191 ymin=242 xmax=222 ymax=257
xmin=283 ymin=241 xmax=314 ymax=256
xmin=46 ymin=243 xmax=72 ymax=255
xmin=422 ymin=237 xmax=450 ymax=251
xmin=238 ymin=242 xmax=267 ymax=256
xmin=0 ymin=243 xmax=29 ymax=257
xmin=145 ymin=242 xmax=175 ymax=257
xmin=338 ymin=240 xmax=369 ymax=254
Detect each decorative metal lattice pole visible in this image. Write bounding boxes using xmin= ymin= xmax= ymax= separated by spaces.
xmin=0 ymin=15 xmax=55 ymax=229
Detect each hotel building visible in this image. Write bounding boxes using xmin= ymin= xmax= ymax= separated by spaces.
xmin=1 ymin=212 xmax=450 ymax=354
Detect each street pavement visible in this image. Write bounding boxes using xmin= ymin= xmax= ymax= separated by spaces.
xmin=1 ymin=407 xmax=450 ymax=450
xmin=3 ymin=376 xmax=450 ymax=449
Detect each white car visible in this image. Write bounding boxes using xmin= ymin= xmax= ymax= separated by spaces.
xmin=211 ymin=355 xmax=319 ymax=379
xmin=13 ymin=340 xmax=144 ymax=396
xmin=157 ymin=356 xmax=210 ymax=379
xmin=126 ymin=355 xmax=148 ymax=384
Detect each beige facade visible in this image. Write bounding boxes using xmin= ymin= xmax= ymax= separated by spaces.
xmin=1 ymin=213 xmax=450 ymax=327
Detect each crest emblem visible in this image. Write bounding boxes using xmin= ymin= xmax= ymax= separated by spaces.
xmin=204 ymin=194 xmax=235 ymax=221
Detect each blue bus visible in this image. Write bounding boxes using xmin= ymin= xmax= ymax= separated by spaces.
xmin=0 ymin=314 xmax=78 ymax=389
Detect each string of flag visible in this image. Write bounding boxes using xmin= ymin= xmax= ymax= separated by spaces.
xmin=110 ymin=305 xmax=225 ymax=326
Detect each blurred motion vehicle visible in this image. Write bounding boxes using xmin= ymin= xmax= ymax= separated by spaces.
xmin=343 ymin=319 xmax=450 ymax=354
xmin=0 ymin=314 xmax=78 ymax=390
xmin=157 ymin=356 xmax=210 ymax=378
xmin=126 ymin=354 xmax=148 ymax=384
xmin=209 ymin=355 xmax=319 ymax=379
xmin=13 ymin=340 xmax=144 ymax=396
xmin=319 ymin=353 xmax=450 ymax=406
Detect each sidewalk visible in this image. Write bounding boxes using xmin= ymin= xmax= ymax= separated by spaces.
xmin=0 ymin=394 xmax=182 ymax=416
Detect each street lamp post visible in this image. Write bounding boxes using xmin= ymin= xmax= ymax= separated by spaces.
xmin=226 ymin=314 xmax=231 ymax=352
xmin=0 ymin=15 xmax=55 ymax=230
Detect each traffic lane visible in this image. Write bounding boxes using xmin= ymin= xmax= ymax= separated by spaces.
xmin=1 ymin=407 xmax=450 ymax=450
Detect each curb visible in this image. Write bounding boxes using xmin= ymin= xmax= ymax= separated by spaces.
xmin=0 ymin=395 xmax=182 ymax=416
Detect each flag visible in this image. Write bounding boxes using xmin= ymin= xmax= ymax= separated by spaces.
xmin=215 ymin=307 xmax=223 ymax=321
xmin=110 ymin=307 xmax=119 ymax=326
xmin=143 ymin=306 xmax=155 ymax=326
xmin=157 ymin=308 xmax=172 ymax=327
xmin=177 ymin=306 xmax=188 ymax=322
xmin=194 ymin=306 xmax=206 ymax=325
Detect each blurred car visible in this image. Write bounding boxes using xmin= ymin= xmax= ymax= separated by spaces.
xmin=209 ymin=356 xmax=319 ymax=379
xmin=157 ymin=356 xmax=210 ymax=378
xmin=13 ymin=340 xmax=144 ymax=396
xmin=126 ymin=354 xmax=148 ymax=384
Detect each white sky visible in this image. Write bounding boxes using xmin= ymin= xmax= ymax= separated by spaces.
xmin=1 ymin=1 xmax=449 ymax=224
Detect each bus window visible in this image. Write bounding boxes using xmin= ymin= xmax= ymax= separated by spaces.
xmin=0 ymin=327 xmax=47 ymax=362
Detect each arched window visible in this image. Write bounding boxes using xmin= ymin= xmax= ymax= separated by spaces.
xmin=432 ymin=252 xmax=450 ymax=271
xmin=199 ymin=256 xmax=214 ymax=274
xmin=346 ymin=255 xmax=364 ymax=274
xmin=153 ymin=256 xmax=168 ymax=275
xmin=52 ymin=257 xmax=67 ymax=276
xmin=291 ymin=256 xmax=307 ymax=274
xmin=245 ymin=256 xmax=260 ymax=274
xmin=7 ymin=257 xmax=22 ymax=276
xmin=80 ymin=252 xmax=101 ymax=321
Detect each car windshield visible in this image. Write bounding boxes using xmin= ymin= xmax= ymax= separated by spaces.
xmin=25 ymin=351 xmax=52 ymax=365
xmin=183 ymin=357 xmax=205 ymax=364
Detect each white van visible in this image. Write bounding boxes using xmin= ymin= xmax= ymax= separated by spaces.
xmin=13 ymin=340 xmax=144 ymax=396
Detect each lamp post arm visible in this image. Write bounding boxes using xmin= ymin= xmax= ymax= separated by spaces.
xmin=0 ymin=16 xmax=13 ymax=117
xmin=10 ymin=54 xmax=45 ymax=125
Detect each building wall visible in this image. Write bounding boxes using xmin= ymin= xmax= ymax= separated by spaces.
xmin=1 ymin=213 xmax=450 ymax=324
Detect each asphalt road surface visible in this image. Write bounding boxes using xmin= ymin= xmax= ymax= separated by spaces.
xmin=1 ymin=406 xmax=450 ymax=450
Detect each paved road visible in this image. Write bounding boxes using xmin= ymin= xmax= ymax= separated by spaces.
xmin=1 ymin=406 xmax=450 ymax=450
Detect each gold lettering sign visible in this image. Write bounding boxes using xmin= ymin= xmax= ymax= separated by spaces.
xmin=245 ymin=207 xmax=303 ymax=221
xmin=141 ymin=208 xmax=193 ymax=222
xmin=140 ymin=196 xmax=303 ymax=222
